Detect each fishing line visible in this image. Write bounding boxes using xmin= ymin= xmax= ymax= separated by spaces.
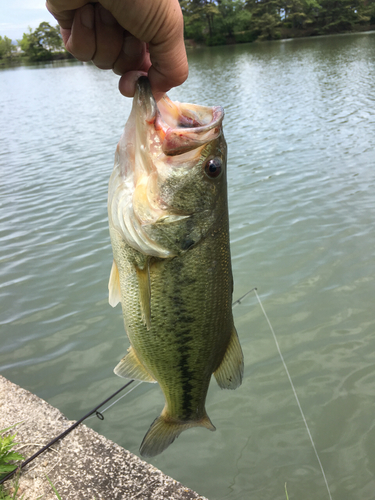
xmin=253 ymin=288 xmax=333 ymax=500
xmin=86 ymin=380 xmax=143 ymax=420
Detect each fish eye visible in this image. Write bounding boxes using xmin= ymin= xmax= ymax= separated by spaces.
xmin=204 ymin=158 xmax=222 ymax=179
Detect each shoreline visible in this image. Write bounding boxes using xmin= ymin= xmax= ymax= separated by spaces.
xmin=185 ymin=26 xmax=375 ymax=48
xmin=0 ymin=375 xmax=208 ymax=500
xmin=1 ymin=28 xmax=373 ymax=68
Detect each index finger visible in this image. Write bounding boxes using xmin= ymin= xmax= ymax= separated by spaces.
xmin=46 ymin=0 xmax=98 ymax=28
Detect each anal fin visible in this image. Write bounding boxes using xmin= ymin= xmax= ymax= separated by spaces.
xmin=214 ymin=326 xmax=244 ymax=390
xmin=108 ymin=260 xmax=121 ymax=307
xmin=114 ymin=346 xmax=156 ymax=383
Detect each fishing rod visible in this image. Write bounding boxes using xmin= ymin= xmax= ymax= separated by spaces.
xmin=0 ymin=379 xmax=135 ymax=485
xmin=232 ymin=287 xmax=257 ymax=307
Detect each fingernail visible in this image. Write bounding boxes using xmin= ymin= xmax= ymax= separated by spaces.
xmin=99 ymin=6 xmax=117 ymax=26
xmin=80 ymin=5 xmax=94 ymax=30
xmin=123 ymin=36 xmax=144 ymax=58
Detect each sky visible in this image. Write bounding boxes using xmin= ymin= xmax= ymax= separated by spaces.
xmin=0 ymin=0 xmax=57 ymax=41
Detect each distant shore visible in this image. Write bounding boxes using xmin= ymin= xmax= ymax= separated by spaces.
xmin=1 ymin=27 xmax=374 ymax=68
xmin=0 ymin=51 xmax=75 ymax=68
xmin=185 ymin=25 xmax=375 ymax=49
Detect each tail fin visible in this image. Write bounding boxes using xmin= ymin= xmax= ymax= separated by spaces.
xmin=139 ymin=411 xmax=215 ymax=458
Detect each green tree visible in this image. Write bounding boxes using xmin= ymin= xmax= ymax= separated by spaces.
xmin=18 ymin=22 xmax=63 ymax=61
xmin=180 ymin=0 xmax=206 ymax=41
xmin=18 ymin=28 xmax=32 ymax=54
xmin=0 ymin=36 xmax=15 ymax=59
xmin=204 ymin=0 xmax=221 ymax=37
xmin=35 ymin=22 xmax=63 ymax=52
xmin=181 ymin=0 xmax=253 ymax=44
xmin=361 ymin=0 xmax=375 ymax=24
xmin=279 ymin=0 xmax=320 ymax=29
xmin=180 ymin=0 xmax=220 ymax=41
xmin=216 ymin=0 xmax=252 ymax=37
xmin=247 ymin=0 xmax=282 ymax=39
xmin=316 ymin=0 xmax=363 ymax=32
xmin=180 ymin=0 xmax=374 ymax=45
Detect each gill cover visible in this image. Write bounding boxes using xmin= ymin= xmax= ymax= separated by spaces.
xmin=108 ymin=77 xmax=225 ymax=259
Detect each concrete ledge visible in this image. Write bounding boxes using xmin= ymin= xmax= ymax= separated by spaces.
xmin=0 ymin=375 xmax=208 ymax=500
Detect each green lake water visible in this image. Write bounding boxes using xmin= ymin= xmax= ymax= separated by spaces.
xmin=1 ymin=31 xmax=375 ymax=499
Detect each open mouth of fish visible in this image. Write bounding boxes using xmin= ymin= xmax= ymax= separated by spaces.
xmin=108 ymin=77 xmax=226 ymax=259
xmin=136 ymin=76 xmax=224 ymax=156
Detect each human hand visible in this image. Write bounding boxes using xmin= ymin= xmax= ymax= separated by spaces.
xmin=46 ymin=0 xmax=188 ymax=100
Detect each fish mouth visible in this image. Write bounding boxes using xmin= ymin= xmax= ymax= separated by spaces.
xmin=135 ymin=76 xmax=224 ymax=156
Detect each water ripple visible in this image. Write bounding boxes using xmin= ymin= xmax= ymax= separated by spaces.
xmin=1 ymin=33 xmax=375 ymax=500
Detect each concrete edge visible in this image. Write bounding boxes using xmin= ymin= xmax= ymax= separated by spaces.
xmin=0 ymin=375 xmax=209 ymax=500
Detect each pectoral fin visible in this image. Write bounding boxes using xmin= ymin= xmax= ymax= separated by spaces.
xmin=136 ymin=261 xmax=151 ymax=330
xmin=108 ymin=260 xmax=121 ymax=307
xmin=214 ymin=326 xmax=244 ymax=390
xmin=114 ymin=346 xmax=156 ymax=383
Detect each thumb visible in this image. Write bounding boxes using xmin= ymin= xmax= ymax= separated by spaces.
xmin=102 ymin=0 xmax=188 ymax=95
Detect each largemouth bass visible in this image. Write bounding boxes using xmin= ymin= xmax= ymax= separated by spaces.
xmin=108 ymin=77 xmax=243 ymax=457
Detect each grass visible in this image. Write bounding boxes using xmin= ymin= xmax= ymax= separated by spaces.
xmin=0 ymin=424 xmax=98 ymax=499
xmin=0 ymin=424 xmax=24 ymax=479
xmin=0 ymin=423 xmax=25 ymax=499
xmin=45 ymin=475 xmax=62 ymax=500
xmin=0 ymin=470 xmax=28 ymax=500
xmin=285 ymin=482 xmax=289 ymax=500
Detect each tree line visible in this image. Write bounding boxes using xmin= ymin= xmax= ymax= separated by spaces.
xmin=0 ymin=22 xmax=68 ymax=63
xmin=180 ymin=0 xmax=375 ymax=45
xmin=1 ymin=0 xmax=375 ymax=64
